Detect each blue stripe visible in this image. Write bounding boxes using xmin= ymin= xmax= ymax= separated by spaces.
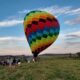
xmin=27 ymin=26 xmax=60 ymax=44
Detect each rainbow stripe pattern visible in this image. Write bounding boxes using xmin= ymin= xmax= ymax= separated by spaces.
xmin=24 ymin=11 xmax=60 ymax=57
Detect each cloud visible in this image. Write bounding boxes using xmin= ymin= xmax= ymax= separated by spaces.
xmin=65 ymin=31 xmax=80 ymax=41
xmin=18 ymin=9 xmax=30 ymax=14
xmin=0 ymin=37 xmax=25 ymax=41
xmin=0 ymin=37 xmax=31 ymax=55
xmin=66 ymin=42 xmax=80 ymax=45
xmin=2 ymin=5 xmax=70 ymax=27
xmin=64 ymin=31 xmax=80 ymax=48
xmin=0 ymin=5 xmax=80 ymax=27
xmin=0 ymin=47 xmax=32 ymax=56
xmin=66 ymin=8 xmax=80 ymax=15
xmin=0 ymin=37 xmax=26 ymax=47
xmin=40 ymin=6 xmax=80 ymax=16
xmin=18 ymin=6 xmax=72 ymax=17
xmin=39 ymin=6 xmax=71 ymax=16
xmin=0 ymin=20 xmax=23 ymax=27
xmin=66 ymin=31 xmax=80 ymax=38
xmin=0 ymin=34 xmax=80 ymax=55
xmin=18 ymin=6 xmax=80 ymax=16
xmin=65 ymin=16 xmax=80 ymax=25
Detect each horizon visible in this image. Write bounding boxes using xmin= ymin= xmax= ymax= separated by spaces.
xmin=0 ymin=52 xmax=78 ymax=56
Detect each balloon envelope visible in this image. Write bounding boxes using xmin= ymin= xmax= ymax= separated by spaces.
xmin=23 ymin=11 xmax=60 ymax=57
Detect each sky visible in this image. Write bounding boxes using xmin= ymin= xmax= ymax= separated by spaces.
xmin=0 ymin=0 xmax=80 ymax=55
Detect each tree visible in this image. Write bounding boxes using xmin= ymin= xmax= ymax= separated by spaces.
xmin=76 ymin=52 xmax=80 ymax=57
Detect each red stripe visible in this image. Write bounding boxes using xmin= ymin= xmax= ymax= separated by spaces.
xmin=52 ymin=21 xmax=59 ymax=27
xmin=46 ymin=20 xmax=52 ymax=28
xmin=38 ymin=22 xmax=45 ymax=30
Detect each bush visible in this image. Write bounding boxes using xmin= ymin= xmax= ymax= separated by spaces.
xmin=76 ymin=52 xmax=80 ymax=57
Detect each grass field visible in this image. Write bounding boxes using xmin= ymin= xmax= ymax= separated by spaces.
xmin=0 ymin=56 xmax=80 ymax=80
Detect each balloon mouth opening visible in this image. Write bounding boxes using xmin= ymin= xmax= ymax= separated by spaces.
xmin=33 ymin=53 xmax=38 ymax=58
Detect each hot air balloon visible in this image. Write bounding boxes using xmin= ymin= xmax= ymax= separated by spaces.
xmin=23 ymin=10 xmax=60 ymax=62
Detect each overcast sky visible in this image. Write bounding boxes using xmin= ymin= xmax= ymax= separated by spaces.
xmin=0 ymin=0 xmax=80 ymax=55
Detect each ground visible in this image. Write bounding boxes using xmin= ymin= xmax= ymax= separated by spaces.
xmin=0 ymin=56 xmax=80 ymax=80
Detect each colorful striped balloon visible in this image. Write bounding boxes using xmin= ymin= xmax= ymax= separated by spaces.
xmin=23 ymin=10 xmax=60 ymax=57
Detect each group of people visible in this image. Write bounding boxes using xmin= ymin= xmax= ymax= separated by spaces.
xmin=0 ymin=58 xmax=21 ymax=66
xmin=0 ymin=56 xmax=39 ymax=66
